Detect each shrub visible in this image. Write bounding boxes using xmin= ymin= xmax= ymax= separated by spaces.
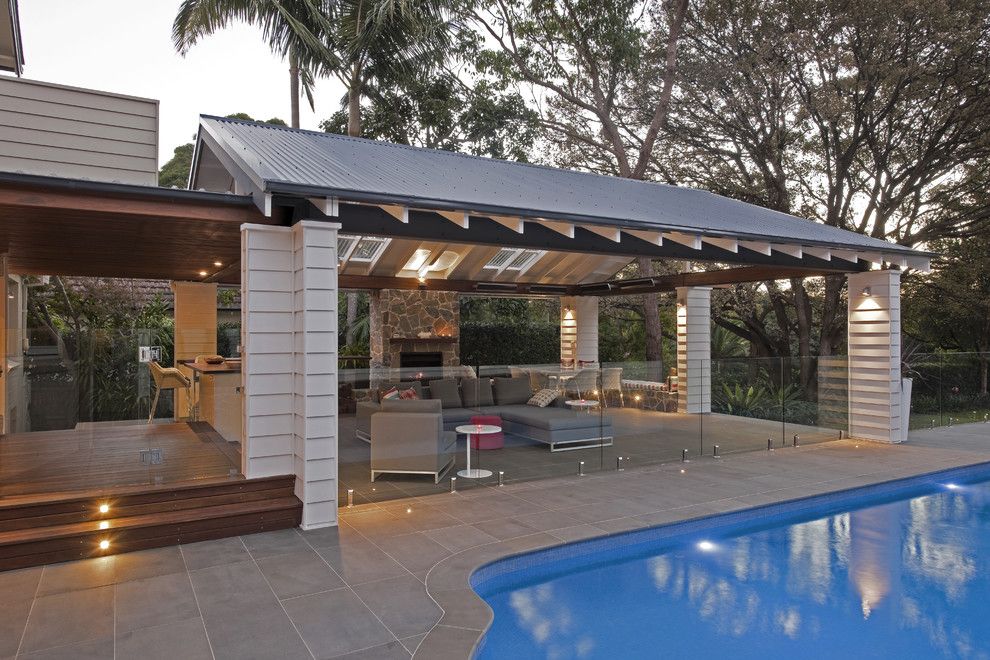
xmin=460 ymin=322 xmax=559 ymax=366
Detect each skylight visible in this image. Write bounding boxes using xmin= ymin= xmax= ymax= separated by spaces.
xmin=482 ymin=248 xmax=545 ymax=275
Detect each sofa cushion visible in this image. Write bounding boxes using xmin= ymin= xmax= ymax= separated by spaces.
xmin=461 ymin=377 xmax=494 ymax=408
xmin=500 ymin=406 xmax=608 ymax=431
xmin=440 ymin=407 xmax=476 ymax=424
xmin=428 ymin=378 xmax=462 ymax=408
xmin=381 ymin=398 xmax=442 ymax=414
xmin=527 ymin=388 xmax=559 ymax=408
xmin=493 ymin=377 xmax=532 ymax=405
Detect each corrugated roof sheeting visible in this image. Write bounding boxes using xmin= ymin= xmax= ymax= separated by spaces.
xmin=199 ymin=115 xmax=924 ymax=258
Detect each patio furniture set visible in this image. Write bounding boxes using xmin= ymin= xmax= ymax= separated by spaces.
xmin=359 ymin=375 xmax=616 ymax=483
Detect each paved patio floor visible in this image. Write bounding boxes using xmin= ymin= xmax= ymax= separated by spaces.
xmin=1 ymin=423 xmax=988 ymax=659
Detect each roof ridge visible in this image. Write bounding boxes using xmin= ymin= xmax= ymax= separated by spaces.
xmin=201 ymin=114 xmax=689 ymax=193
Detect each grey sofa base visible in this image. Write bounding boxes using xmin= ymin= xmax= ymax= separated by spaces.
xmin=371 ymin=455 xmax=454 ymax=484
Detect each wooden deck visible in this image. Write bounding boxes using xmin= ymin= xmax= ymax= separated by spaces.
xmin=0 ymin=421 xmax=241 ymax=499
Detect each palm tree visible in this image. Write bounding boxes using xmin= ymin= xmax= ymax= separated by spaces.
xmin=172 ymin=0 xmax=337 ymax=128
xmin=314 ymin=0 xmax=460 ymax=137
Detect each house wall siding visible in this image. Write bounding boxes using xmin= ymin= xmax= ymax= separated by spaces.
xmin=0 ymin=77 xmax=158 ymax=185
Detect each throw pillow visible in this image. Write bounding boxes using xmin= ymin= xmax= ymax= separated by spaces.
xmin=381 ymin=386 xmax=400 ymax=400
xmin=461 ymin=377 xmax=495 ymax=407
xmin=527 ymin=388 xmax=559 ymax=408
xmin=493 ymin=377 xmax=532 ymax=405
xmin=428 ymin=378 xmax=463 ymax=408
xmin=399 ymin=387 xmax=419 ymax=400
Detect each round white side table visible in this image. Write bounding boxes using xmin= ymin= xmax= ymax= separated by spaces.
xmin=454 ymin=424 xmax=500 ymax=478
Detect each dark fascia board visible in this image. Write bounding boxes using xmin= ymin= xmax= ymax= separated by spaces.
xmin=0 ymin=170 xmax=256 ymax=207
xmin=265 ymin=181 xmax=933 ymax=259
xmin=288 ymin=200 xmax=869 ymax=272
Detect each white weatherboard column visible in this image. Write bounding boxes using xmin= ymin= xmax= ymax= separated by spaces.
xmin=847 ymin=270 xmax=903 ymax=443
xmin=291 ymin=221 xmax=339 ymax=528
xmin=560 ymin=296 xmax=598 ymax=365
xmin=676 ymin=286 xmax=712 ymax=413
xmin=241 ymin=222 xmax=340 ymax=529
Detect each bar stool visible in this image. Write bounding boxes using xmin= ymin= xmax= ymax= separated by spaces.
xmin=148 ymin=360 xmax=192 ymax=423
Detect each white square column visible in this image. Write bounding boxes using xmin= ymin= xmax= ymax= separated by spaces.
xmin=242 ymin=221 xmax=340 ymax=529
xmin=560 ymin=296 xmax=598 ymax=365
xmin=676 ymin=286 xmax=711 ymax=413
xmin=847 ymin=270 xmax=903 ymax=443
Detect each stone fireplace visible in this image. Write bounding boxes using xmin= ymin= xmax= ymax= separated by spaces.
xmin=369 ymin=290 xmax=460 ymax=380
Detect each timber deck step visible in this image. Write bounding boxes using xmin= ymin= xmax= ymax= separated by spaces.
xmin=0 ymin=475 xmax=301 ymax=571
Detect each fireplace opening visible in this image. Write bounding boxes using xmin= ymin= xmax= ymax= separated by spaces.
xmin=400 ymin=351 xmax=443 ymax=382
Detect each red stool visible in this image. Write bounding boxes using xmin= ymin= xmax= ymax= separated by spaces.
xmin=469 ymin=415 xmax=504 ymax=450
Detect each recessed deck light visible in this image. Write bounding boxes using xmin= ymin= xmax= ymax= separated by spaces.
xmin=214 ymin=261 xmax=223 ymax=267
xmin=98 ymin=503 xmax=109 ymax=514
xmin=199 ymin=270 xmax=208 ymax=277
xmin=99 ymin=539 xmax=110 ymax=550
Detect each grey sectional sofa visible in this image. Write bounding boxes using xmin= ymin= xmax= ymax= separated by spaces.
xmin=357 ymin=377 xmax=613 ymax=452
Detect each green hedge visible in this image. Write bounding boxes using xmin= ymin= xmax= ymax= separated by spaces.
xmin=460 ymin=322 xmax=559 ymax=367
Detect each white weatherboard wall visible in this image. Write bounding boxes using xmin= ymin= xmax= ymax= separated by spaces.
xmin=560 ymin=296 xmax=598 ymax=364
xmin=847 ymin=270 xmax=903 ymax=443
xmin=241 ymin=222 xmax=340 ymax=528
xmin=676 ymin=287 xmax=712 ymax=414
xmin=0 ymin=77 xmax=158 ymax=184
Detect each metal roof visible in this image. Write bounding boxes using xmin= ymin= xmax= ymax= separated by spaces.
xmin=196 ymin=115 xmax=925 ymax=257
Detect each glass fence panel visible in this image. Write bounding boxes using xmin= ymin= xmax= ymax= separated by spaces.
xmin=906 ymin=352 xmax=945 ymax=430
xmin=905 ymin=352 xmax=990 ymax=431
xmin=333 ymin=355 xmax=877 ymax=508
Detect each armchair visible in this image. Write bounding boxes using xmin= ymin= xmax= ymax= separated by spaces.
xmin=370 ymin=407 xmax=456 ymax=483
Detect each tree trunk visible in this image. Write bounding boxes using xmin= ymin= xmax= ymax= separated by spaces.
xmin=345 ymin=292 xmax=358 ymax=347
xmin=289 ymin=52 xmax=300 ymax=129
xmin=347 ymin=83 xmax=361 ymax=137
xmin=791 ymin=278 xmax=816 ymax=398
xmin=638 ymin=257 xmax=663 ymax=381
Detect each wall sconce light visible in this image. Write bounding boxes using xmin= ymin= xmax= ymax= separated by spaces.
xmin=862 ymin=286 xmax=872 ymax=297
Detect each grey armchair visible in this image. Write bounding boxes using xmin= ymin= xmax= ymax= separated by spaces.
xmin=370 ymin=401 xmax=456 ymax=483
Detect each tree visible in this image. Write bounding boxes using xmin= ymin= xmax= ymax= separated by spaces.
xmin=158 ymin=114 xmax=287 ymax=188
xmin=159 ymin=143 xmax=195 ymax=188
xmin=666 ymin=0 xmax=990 ymax=377
xmin=320 ymin=69 xmax=539 ymax=161
xmin=473 ymin=0 xmax=691 ymax=379
xmin=173 ymin=1 xmax=332 ymax=128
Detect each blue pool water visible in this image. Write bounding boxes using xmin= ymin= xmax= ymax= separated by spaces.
xmin=473 ymin=469 xmax=990 ymax=659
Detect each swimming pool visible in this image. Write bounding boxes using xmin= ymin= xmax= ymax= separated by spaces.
xmin=473 ymin=465 xmax=990 ymax=659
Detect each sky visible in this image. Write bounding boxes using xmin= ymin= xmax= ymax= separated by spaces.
xmin=16 ymin=0 xmax=346 ymax=165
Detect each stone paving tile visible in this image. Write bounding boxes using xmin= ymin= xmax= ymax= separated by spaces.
xmin=471 ymin=517 xmax=539 ymax=541
xmin=241 ymin=528 xmax=311 ymax=559
xmin=20 ymin=586 xmax=114 ymax=654
xmin=336 ymin=640 xmax=411 ymax=659
xmin=374 ymin=533 xmax=452 ymax=574
xmin=256 ymin=549 xmax=345 ymax=599
xmin=115 ymin=617 xmax=213 ymax=660
xmin=114 ymin=572 xmax=199 ymax=633
xmin=549 ymin=523 xmax=607 ymax=542
xmin=180 ymin=537 xmax=251 ymax=571
xmin=317 ymin=537 xmax=408 ymax=586
xmin=36 ymin=557 xmax=116 ymax=596
xmin=19 ymin=636 xmax=113 ymax=659
xmin=423 ymin=524 xmax=499 ymax=553
xmin=352 ymin=574 xmax=442 ymax=639
xmin=281 ymin=588 xmax=393 ymax=659
xmin=113 ymin=546 xmax=187 ymax=583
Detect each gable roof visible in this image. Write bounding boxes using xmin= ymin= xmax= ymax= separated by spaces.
xmin=193 ymin=115 xmax=929 ymax=264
